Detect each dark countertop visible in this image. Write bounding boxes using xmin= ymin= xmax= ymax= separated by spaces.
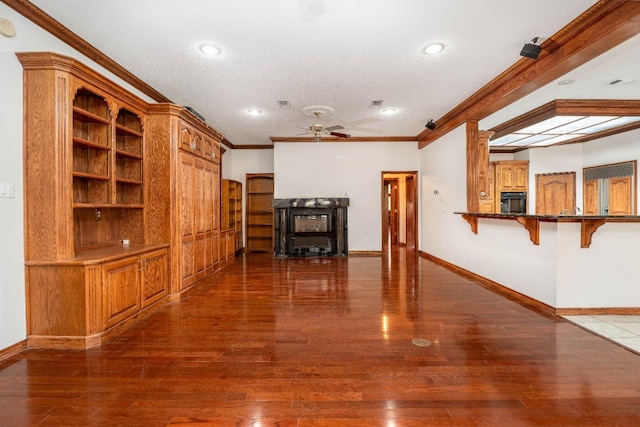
xmin=454 ymin=212 xmax=640 ymax=221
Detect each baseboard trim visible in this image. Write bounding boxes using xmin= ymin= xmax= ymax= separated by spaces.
xmin=349 ymin=251 xmax=383 ymax=257
xmin=556 ymin=307 xmax=640 ymax=316
xmin=418 ymin=250 xmax=556 ymax=315
xmin=0 ymin=340 xmax=27 ymax=362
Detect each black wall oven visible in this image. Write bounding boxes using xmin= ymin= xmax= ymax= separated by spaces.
xmin=500 ymin=192 xmax=527 ymax=214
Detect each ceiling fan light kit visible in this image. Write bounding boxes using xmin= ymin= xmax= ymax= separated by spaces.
xmin=300 ymin=105 xmax=351 ymax=142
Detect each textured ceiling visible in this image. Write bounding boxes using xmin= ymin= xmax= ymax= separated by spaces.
xmin=29 ymin=0 xmax=601 ymax=146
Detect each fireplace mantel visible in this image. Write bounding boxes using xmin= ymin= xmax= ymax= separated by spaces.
xmin=273 ymin=198 xmax=349 ymax=257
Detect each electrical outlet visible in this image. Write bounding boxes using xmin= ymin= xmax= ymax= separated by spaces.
xmin=0 ymin=183 xmax=15 ymax=198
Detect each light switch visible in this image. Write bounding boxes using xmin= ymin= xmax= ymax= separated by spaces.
xmin=0 ymin=183 xmax=15 ymax=198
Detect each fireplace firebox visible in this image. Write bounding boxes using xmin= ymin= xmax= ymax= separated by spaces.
xmin=273 ymin=198 xmax=348 ymax=257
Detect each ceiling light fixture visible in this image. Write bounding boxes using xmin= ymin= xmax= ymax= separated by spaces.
xmin=424 ymin=43 xmax=444 ymax=55
xmin=520 ymin=37 xmax=542 ymax=59
xmin=199 ymin=44 xmax=221 ymax=56
xmin=382 ymin=108 xmax=396 ymax=115
xmin=247 ymin=109 xmax=262 ymax=116
xmin=488 ymin=99 xmax=640 ymax=152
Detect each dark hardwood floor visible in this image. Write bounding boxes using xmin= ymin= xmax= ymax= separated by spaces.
xmin=2 ymin=249 xmax=640 ymax=426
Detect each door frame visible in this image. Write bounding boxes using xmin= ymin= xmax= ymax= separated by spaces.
xmin=381 ymin=171 xmax=418 ymax=252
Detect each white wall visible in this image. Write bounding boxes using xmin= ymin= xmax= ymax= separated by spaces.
xmin=221 ymin=148 xmax=274 ymax=182
xmin=0 ymin=4 xmax=155 ymax=350
xmin=274 ymin=141 xmax=419 ymax=251
xmin=420 ymin=126 xmax=559 ymax=306
xmin=421 ymin=124 xmax=640 ymax=309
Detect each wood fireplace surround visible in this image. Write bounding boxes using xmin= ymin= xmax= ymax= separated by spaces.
xmin=273 ymin=198 xmax=349 ymax=257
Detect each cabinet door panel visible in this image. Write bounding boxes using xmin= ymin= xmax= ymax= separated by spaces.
xmin=181 ymin=238 xmax=195 ymax=289
xmin=179 ymin=154 xmax=195 ymax=237
xmin=204 ymin=161 xmax=214 ymax=233
xmin=141 ymin=249 xmax=168 ymax=307
xmin=583 ymin=180 xmax=599 ymax=215
xmin=609 ymin=176 xmax=633 ymax=215
xmin=535 ymin=173 xmax=575 ymax=215
xmin=103 ymin=256 xmax=140 ymax=328
xmin=194 ymin=234 xmax=207 ymax=279
xmin=194 ymin=158 xmax=206 ymax=234
xmin=514 ymin=164 xmax=528 ymax=190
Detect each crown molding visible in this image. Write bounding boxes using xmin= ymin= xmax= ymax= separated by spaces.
xmin=1 ymin=0 xmax=171 ymax=103
xmin=418 ymin=0 xmax=640 ymax=148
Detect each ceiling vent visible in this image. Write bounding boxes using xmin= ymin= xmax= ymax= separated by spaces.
xmin=277 ymin=100 xmax=291 ymax=108
xmin=609 ymin=79 xmax=637 ymax=86
xmin=370 ymin=99 xmax=384 ymax=108
xmin=185 ymin=106 xmax=206 ymax=122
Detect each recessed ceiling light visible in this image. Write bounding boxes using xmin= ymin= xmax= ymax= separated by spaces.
xmin=247 ymin=109 xmax=262 ymax=116
xmin=199 ymin=44 xmax=221 ymax=56
xmin=424 ymin=42 xmax=444 ymax=55
xmin=382 ymin=108 xmax=396 ymax=115
xmin=558 ymin=78 xmax=576 ymax=85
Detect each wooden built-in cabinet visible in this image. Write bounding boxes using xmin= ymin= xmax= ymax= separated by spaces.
xmin=19 ymin=52 xmax=170 ymax=349
xmin=246 ymin=174 xmax=275 ymax=253
xmin=146 ymin=104 xmax=223 ymax=294
xmin=20 ymin=52 xmax=229 ymax=350
xmin=219 ymin=229 xmax=236 ymax=267
xmin=492 ymin=160 xmax=529 ymax=212
xmin=222 ymin=179 xmax=243 ymax=254
xmin=494 ymin=161 xmax=529 ymax=191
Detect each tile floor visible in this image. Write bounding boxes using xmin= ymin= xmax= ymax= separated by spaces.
xmin=563 ymin=315 xmax=640 ymax=354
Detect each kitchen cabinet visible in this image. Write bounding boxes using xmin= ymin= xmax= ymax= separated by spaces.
xmin=492 ymin=160 xmax=529 ymax=212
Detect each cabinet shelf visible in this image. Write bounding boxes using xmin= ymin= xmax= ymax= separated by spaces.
xmin=73 ymin=137 xmax=110 ymax=150
xmin=73 ymin=171 xmax=110 ymax=180
xmin=116 ymin=149 xmax=143 ymax=160
xmin=116 ymin=177 xmax=143 ymax=185
xmin=115 ymin=123 xmax=143 ymax=137
xmin=73 ymin=106 xmax=111 ymax=125
xmin=73 ymin=203 xmax=145 ymax=209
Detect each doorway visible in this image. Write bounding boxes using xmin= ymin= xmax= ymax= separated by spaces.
xmin=381 ymin=172 xmax=418 ymax=252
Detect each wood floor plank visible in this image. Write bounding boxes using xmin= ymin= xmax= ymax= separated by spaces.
xmin=1 ymin=249 xmax=640 ymax=426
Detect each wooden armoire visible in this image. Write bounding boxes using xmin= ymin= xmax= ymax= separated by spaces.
xmin=147 ymin=104 xmax=223 ymax=295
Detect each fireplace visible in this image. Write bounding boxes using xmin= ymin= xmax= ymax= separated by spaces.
xmin=273 ymin=198 xmax=349 ymax=257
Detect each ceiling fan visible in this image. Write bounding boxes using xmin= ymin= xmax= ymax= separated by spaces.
xmin=301 ymin=105 xmax=351 ymax=142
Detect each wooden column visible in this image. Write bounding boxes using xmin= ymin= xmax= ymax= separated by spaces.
xmin=467 ymin=122 xmax=495 ymax=213
xmin=466 ymin=121 xmax=479 ymax=213
xmin=477 ymin=130 xmax=494 ymax=212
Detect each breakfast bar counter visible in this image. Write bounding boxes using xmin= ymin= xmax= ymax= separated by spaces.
xmin=455 ymin=212 xmax=640 ymax=248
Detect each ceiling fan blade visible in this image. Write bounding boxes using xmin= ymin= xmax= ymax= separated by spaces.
xmin=329 ymin=131 xmax=351 ymax=138
xmin=325 ymin=125 xmax=344 ymax=131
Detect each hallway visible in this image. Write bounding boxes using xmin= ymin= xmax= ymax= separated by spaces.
xmin=1 ymin=251 xmax=639 ymax=426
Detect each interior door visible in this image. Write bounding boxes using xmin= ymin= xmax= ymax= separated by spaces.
xmin=535 ymin=172 xmax=576 ymax=215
